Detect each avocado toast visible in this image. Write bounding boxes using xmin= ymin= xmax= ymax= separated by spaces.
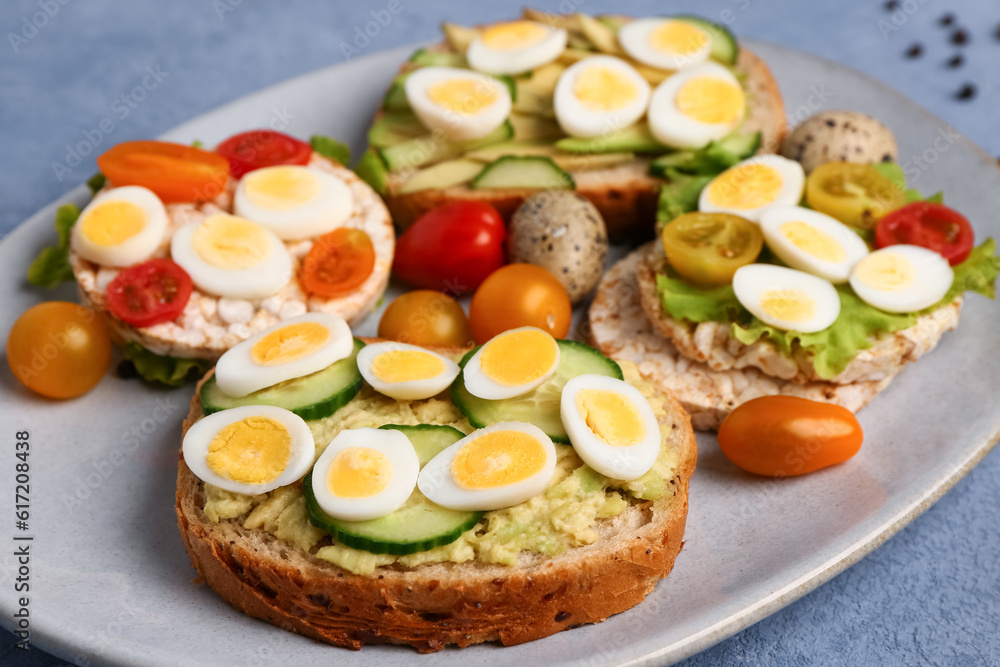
xmin=356 ymin=10 xmax=787 ymax=241
xmin=176 ymin=332 xmax=697 ymax=651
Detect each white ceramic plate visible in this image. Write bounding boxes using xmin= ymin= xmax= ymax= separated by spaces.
xmin=1 ymin=40 xmax=999 ymax=667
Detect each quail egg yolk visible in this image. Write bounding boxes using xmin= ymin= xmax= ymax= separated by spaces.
xmin=706 ymin=164 xmax=783 ymax=210
xmin=853 ymin=252 xmax=915 ymax=291
xmin=480 ymin=20 xmax=547 ymax=50
xmin=452 ymin=430 xmax=547 ymax=490
xmin=428 ymin=79 xmax=498 ymax=114
xmin=574 ymin=65 xmax=638 ymax=111
xmin=675 ymin=76 xmax=745 ymax=124
xmin=242 ymin=167 xmax=319 ymax=211
xmin=761 ymin=289 xmax=816 ymax=323
xmin=781 ymin=221 xmax=846 ymax=262
xmin=576 ymin=389 xmax=646 ymax=447
xmin=480 ymin=329 xmax=558 ymax=387
xmin=206 ymin=416 xmax=291 ymax=484
xmin=192 ymin=214 xmax=272 ymax=270
xmin=250 ymin=322 xmax=331 ymax=367
xmin=80 ymin=201 xmax=146 ymax=246
xmin=371 ymin=350 xmax=446 ymax=383
xmin=649 ymin=20 xmax=709 ymax=55
xmin=328 ymin=447 xmax=392 ymax=498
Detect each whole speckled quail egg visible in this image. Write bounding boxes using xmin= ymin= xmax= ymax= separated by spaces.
xmin=781 ymin=111 xmax=898 ymax=174
xmin=507 ymin=192 xmax=609 ymax=304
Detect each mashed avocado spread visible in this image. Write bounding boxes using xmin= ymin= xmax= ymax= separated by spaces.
xmin=203 ymin=362 xmax=682 ymax=575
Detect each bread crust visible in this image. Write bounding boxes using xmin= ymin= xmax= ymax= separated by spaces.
xmin=380 ymin=26 xmax=788 ymax=242
xmin=588 ymin=245 xmax=902 ymax=430
xmin=175 ymin=339 xmax=698 ymax=652
xmin=636 ymin=245 xmax=962 ymax=385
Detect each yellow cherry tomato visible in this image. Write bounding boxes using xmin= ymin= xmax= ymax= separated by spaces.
xmin=661 ymin=212 xmax=764 ymax=285
xmin=806 ymin=162 xmax=906 ymax=230
xmin=6 ymin=302 xmax=112 ymax=399
xmin=378 ymin=290 xmax=474 ymax=347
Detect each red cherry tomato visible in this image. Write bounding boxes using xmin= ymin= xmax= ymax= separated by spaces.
xmin=393 ymin=202 xmax=506 ymax=295
xmin=300 ymin=228 xmax=376 ymax=298
xmin=875 ymin=201 xmax=974 ymax=266
xmin=106 ymin=259 xmax=193 ymax=328
xmin=215 ymin=130 xmax=312 ymax=178
xmin=717 ymin=395 xmax=864 ymax=477
xmin=97 ymin=141 xmax=230 ymax=203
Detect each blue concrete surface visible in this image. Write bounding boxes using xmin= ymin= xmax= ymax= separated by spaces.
xmin=1 ymin=0 xmax=998 ymax=664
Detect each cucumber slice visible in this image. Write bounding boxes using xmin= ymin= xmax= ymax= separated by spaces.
xmin=200 ymin=339 xmax=365 ymax=421
xmin=450 ymin=339 xmax=623 ymax=443
xmin=304 ymin=424 xmax=483 ymax=555
xmin=379 ymin=121 xmax=513 ymax=172
xmin=718 ymin=130 xmax=761 ymax=157
xmin=381 ymin=73 xmax=410 ymax=112
xmin=555 ymin=122 xmax=666 ymax=154
xmin=671 ymin=15 xmax=738 ymax=65
xmin=367 ymin=111 xmax=426 ymax=149
xmin=471 ymin=156 xmax=575 ymax=190
xmin=648 ymin=131 xmax=762 ymax=178
xmin=377 ymin=423 xmax=465 ymax=465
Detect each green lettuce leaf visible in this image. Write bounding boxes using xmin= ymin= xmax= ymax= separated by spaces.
xmin=656 ymin=239 xmax=999 ymax=379
xmin=122 ymin=342 xmax=213 ymax=387
xmin=26 ymin=204 xmax=81 ymax=288
xmin=871 ymin=162 xmax=942 ymax=204
xmin=310 ymin=135 xmax=351 ymax=166
xmin=656 ymin=170 xmax=713 ymax=227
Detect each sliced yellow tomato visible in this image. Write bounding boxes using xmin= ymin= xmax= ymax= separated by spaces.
xmin=806 ymin=162 xmax=905 ymax=230
xmin=660 ymin=212 xmax=763 ymax=285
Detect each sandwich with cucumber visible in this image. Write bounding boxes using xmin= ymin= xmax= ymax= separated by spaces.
xmin=175 ymin=315 xmax=697 ymax=651
xmin=355 ymin=9 xmax=787 ymax=241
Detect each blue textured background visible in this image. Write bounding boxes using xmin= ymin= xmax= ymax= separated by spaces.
xmin=1 ymin=0 xmax=998 ymax=665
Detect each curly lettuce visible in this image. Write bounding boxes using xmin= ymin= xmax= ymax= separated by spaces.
xmin=656 ymin=239 xmax=999 ymax=379
xmin=26 ymin=204 xmax=80 ymax=288
xmin=122 ymin=343 xmax=213 ymax=387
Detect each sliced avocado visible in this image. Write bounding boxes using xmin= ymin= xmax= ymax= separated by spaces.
xmin=465 ymin=143 xmax=636 ymax=172
xmin=556 ymin=123 xmax=667 ymax=154
xmin=354 ymin=148 xmax=388 ymax=195
xmin=513 ymin=62 xmax=565 ymax=118
xmin=409 ymin=48 xmax=466 ymax=68
xmin=522 ymin=8 xmax=582 ymax=32
xmin=671 ymin=15 xmax=739 ymax=65
xmin=464 ymin=140 xmax=554 ymax=161
xmin=509 ymin=112 xmax=565 ymax=141
xmin=596 ymin=15 xmax=627 ymax=32
xmin=379 ymin=121 xmax=514 ymax=172
xmin=576 ymin=13 xmax=623 ymax=55
xmin=382 ymin=73 xmax=410 ymax=112
xmin=397 ymin=158 xmax=485 ymax=194
xmin=368 ymin=111 xmax=426 ymax=148
xmin=557 ymin=48 xmax=593 ymax=66
xmin=442 ymin=22 xmax=477 ymax=53
xmin=551 ymin=152 xmax=635 ymax=172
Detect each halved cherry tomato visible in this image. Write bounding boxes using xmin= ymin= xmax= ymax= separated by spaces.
xmin=469 ymin=264 xmax=572 ymax=344
xmin=6 ymin=302 xmax=112 ymax=399
xmin=717 ymin=395 xmax=863 ymax=477
xmin=661 ymin=212 xmax=763 ymax=285
xmin=378 ymin=290 xmax=474 ymax=347
xmin=106 ymin=258 xmax=193 ymax=328
xmin=875 ymin=201 xmax=974 ymax=266
xmin=300 ymin=228 xmax=375 ymax=298
xmin=215 ymin=130 xmax=312 ymax=178
xmin=806 ymin=162 xmax=906 ymax=230
xmin=97 ymin=141 xmax=230 ymax=203
xmin=393 ymin=202 xmax=506 ymax=295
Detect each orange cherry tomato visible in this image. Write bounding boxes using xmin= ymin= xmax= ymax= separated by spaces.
xmin=378 ymin=290 xmax=474 ymax=347
xmin=6 ymin=302 xmax=112 ymax=399
xmin=717 ymin=395 xmax=863 ymax=477
xmin=469 ymin=264 xmax=572 ymax=344
xmin=300 ymin=228 xmax=376 ymax=299
xmin=96 ymin=140 xmax=230 ymax=203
